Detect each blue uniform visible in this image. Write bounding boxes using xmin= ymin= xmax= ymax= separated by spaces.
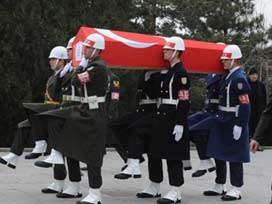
xmin=192 ymin=67 xmax=251 ymax=163
xmin=189 ymin=74 xmax=222 ymax=131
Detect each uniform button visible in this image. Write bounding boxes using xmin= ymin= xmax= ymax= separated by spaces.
xmin=160 ymin=90 xmax=163 ymax=93
xmin=163 ymin=112 xmax=166 ymax=115
xmin=216 ymin=114 xmax=219 ymax=117
xmin=136 ymin=109 xmax=139 ymax=112
xmin=141 ymin=109 xmax=144 ymax=112
xmin=62 ymin=88 xmax=64 ymax=91
xmin=157 ymin=112 xmax=160 ymax=115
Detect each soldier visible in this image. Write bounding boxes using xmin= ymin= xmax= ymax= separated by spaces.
xmin=137 ymin=36 xmax=190 ymax=204
xmin=112 ymin=70 xmax=159 ymax=179
xmin=35 ymin=33 xmax=108 ymax=204
xmin=0 ymin=46 xmax=68 ymax=169
xmin=195 ymin=45 xmax=251 ymax=201
xmin=189 ymin=74 xmax=222 ymax=177
xmin=25 ymin=37 xmax=76 ymax=160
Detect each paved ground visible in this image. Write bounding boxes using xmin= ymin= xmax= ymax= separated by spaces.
xmin=0 ymin=149 xmax=271 ymax=204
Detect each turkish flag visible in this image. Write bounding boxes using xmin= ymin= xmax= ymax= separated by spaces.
xmin=72 ymin=27 xmax=226 ymax=73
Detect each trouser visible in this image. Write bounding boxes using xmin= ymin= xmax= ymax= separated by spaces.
xmin=127 ymin=116 xmax=152 ymax=162
xmin=127 ymin=131 xmax=146 ymax=159
xmin=190 ymin=130 xmax=210 ymax=160
xmin=54 ymin=164 xmax=67 ymax=180
xmin=30 ymin=112 xmax=49 ymax=141
xmin=67 ymin=157 xmax=102 ymax=188
xmin=214 ymin=159 xmax=243 ymax=187
xmin=47 ymin=116 xmax=65 ymax=150
xmin=148 ymin=156 xmax=184 ymax=187
xmin=10 ymin=127 xmax=32 ymax=156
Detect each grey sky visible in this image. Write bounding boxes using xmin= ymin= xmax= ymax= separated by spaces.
xmin=255 ymin=0 xmax=272 ymax=28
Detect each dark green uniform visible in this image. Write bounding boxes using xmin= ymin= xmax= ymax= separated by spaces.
xmin=41 ymin=56 xmax=108 ymax=166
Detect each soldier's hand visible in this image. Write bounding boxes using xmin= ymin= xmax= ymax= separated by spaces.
xmin=233 ymin=125 xmax=242 ymax=140
xmin=79 ymin=56 xmax=88 ymax=69
xmin=250 ymin=139 xmax=259 ymax=153
xmin=173 ymin=125 xmax=184 ymax=142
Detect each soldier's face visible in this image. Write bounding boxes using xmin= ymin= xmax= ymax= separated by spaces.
xmin=84 ymin=46 xmax=95 ymax=59
xmin=49 ymin=58 xmax=63 ymax=71
xmin=163 ymin=49 xmax=174 ymax=61
xmin=49 ymin=58 xmax=59 ymax=71
xmin=222 ymin=59 xmax=232 ymax=70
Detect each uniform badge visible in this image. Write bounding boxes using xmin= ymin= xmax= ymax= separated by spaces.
xmin=113 ymin=80 xmax=120 ymax=88
xmin=181 ymin=77 xmax=187 ymax=85
xmin=237 ymin=83 xmax=243 ymax=90
xmin=111 ymin=92 xmax=120 ymax=100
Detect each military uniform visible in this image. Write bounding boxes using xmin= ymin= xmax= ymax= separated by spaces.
xmin=0 ymin=72 xmax=62 ymax=169
xmin=189 ymin=74 xmax=222 ymax=155
xmin=188 ymin=74 xmax=222 ymax=177
xmin=193 ymin=67 xmax=251 ymax=192
xmin=40 ymin=56 xmax=108 ymax=190
xmin=148 ymin=62 xmax=190 ymax=187
xmin=110 ymin=71 xmax=159 ymax=161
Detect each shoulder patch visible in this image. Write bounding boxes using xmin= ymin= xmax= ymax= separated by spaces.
xmin=181 ymin=77 xmax=187 ymax=85
xmin=237 ymin=83 xmax=243 ymax=90
xmin=113 ymin=80 xmax=120 ymax=88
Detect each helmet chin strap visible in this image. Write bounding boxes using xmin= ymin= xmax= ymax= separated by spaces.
xmin=169 ymin=50 xmax=177 ymax=63
xmin=90 ymin=48 xmax=97 ymax=60
xmin=229 ymin=59 xmax=234 ymax=70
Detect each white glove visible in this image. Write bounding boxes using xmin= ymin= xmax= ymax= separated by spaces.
xmin=172 ymin=125 xmax=184 ymax=142
xmin=233 ymin=125 xmax=242 ymax=140
xmin=79 ymin=56 xmax=88 ymax=69
xmin=60 ymin=61 xmax=72 ymax=78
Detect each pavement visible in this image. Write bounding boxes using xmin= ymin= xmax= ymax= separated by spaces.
xmin=0 ymin=149 xmax=271 ymax=204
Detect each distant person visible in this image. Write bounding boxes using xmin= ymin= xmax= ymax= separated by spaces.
xmin=247 ymin=68 xmax=267 ymax=138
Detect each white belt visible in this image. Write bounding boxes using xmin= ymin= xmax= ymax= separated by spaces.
xmin=63 ymin=95 xmax=105 ymax=103
xmin=139 ymin=99 xmax=157 ymax=105
xmin=62 ymin=95 xmax=106 ymax=110
xmin=79 ymin=96 xmax=106 ymax=103
xmin=219 ymin=105 xmax=239 ymax=117
xmin=161 ymin=98 xmax=178 ymax=105
xmin=63 ymin=95 xmax=81 ymax=102
xmin=205 ymin=98 xmax=219 ymax=104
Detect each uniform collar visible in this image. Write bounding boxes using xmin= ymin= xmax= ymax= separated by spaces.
xmin=225 ymin=66 xmax=240 ymax=80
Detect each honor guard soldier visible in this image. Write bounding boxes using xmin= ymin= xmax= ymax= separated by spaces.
xmin=188 ymin=74 xmax=222 ymax=177
xmin=137 ymin=36 xmax=190 ymax=204
xmin=112 ymin=70 xmax=159 ymax=179
xmin=193 ymin=45 xmax=251 ymax=201
xmin=35 ymin=33 xmax=108 ymax=204
xmin=36 ymin=37 xmax=82 ymax=195
xmin=0 ymin=46 xmax=68 ymax=169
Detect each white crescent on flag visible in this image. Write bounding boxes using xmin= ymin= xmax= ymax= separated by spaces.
xmin=95 ymin=28 xmax=158 ymax=48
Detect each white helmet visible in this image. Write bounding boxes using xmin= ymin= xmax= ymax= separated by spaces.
xmin=66 ymin=36 xmax=75 ymax=49
xmin=48 ymin=46 xmax=68 ymax=59
xmin=221 ymin=44 xmax=242 ymax=59
xmin=82 ymin=33 xmax=105 ymax=50
xmin=163 ymin=36 xmax=185 ymax=51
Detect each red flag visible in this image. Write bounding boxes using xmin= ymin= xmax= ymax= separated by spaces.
xmin=72 ymin=27 xmax=226 ymax=73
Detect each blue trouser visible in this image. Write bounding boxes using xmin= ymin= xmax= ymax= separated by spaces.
xmin=215 ymin=159 xmax=243 ymax=187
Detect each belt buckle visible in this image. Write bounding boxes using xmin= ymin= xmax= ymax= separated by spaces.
xmin=80 ymin=97 xmax=85 ymax=103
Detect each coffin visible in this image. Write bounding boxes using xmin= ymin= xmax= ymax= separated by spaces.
xmin=72 ymin=26 xmax=226 ymax=73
